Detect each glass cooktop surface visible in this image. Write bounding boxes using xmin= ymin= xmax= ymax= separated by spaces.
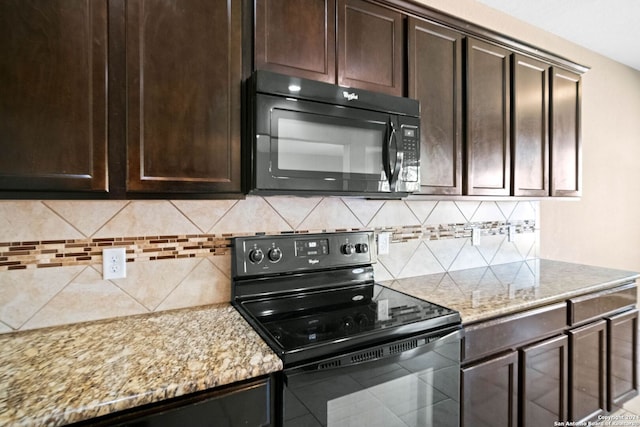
xmin=240 ymin=283 xmax=460 ymax=352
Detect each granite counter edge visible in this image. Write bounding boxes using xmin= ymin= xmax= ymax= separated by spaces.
xmin=459 ymin=275 xmax=639 ymax=325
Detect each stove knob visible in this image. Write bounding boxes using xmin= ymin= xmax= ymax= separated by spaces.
xmin=248 ymin=248 xmax=264 ymax=264
xmin=356 ymin=313 xmax=369 ymax=329
xmin=342 ymin=316 xmax=356 ymax=334
xmin=355 ymin=243 xmax=369 ymax=254
xmin=341 ymin=243 xmax=356 ymax=255
xmin=268 ymin=247 xmax=283 ymax=263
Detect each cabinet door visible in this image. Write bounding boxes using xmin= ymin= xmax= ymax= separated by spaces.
xmin=521 ymin=334 xmax=568 ymax=426
xmin=104 ymin=377 xmax=273 ymax=426
xmin=550 ymin=68 xmax=581 ymax=197
xmin=255 ymin=0 xmax=336 ymax=83
xmin=461 ymin=351 xmax=518 ymax=427
xmin=569 ymin=319 xmax=607 ymax=423
xmin=408 ymin=17 xmax=463 ymax=195
xmin=0 ymin=0 xmax=108 ymax=194
xmin=337 ymin=0 xmax=404 ymax=96
xmin=125 ymin=0 xmax=242 ymax=195
xmin=607 ymin=309 xmax=638 ymax=411
xmin=512 ymin=54 xmax=549 ymax=197
xmin=465 ymin=38 xmax=511 ymax=196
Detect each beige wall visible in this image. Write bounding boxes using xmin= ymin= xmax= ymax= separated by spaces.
xmin=541 ymin=61 xmax=640 ymax=271
xmin=416 ymin=0 xmax=640 ymax=272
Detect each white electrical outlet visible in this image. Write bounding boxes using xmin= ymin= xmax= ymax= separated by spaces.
xmin=103 ymin=247 xmax=127 ymax=280
xmin=471 ymin=228 xmax=481 ymax=246
xmin=377 ymin=299 xmax=389 ymax=321
xmin=377 ymin=232 xmax=391 ymax=255
xmin=508 ymin=225 xmax=516 ymax=242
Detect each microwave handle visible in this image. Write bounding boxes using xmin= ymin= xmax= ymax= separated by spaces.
xmin=383 ymin=120 xmax=394 ymax=184
xmin=388 ymin=121 xmax=402 ymax=191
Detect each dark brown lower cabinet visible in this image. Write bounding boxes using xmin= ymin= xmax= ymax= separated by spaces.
xmin=461 ymin=351 xmax=518 ymax=427
xmin=568 ymin=319 xmax=607 ymax=423
xmin=607 ymin=309 xmax=639 ymax=410
xmin=462 ymin=284 xmax=637 ymax=427
xmin=82 ymin=376 xmax=273 ymax=427
xmin=521 ymin=334 xmax=568 ymax=426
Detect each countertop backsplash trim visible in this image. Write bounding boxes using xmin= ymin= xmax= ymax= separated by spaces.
xmin=0 ymin=220 xmax=535 ymax=271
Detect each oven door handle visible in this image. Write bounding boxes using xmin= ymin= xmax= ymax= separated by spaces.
xmin=284 ymin=327 xmax=463 ymax=383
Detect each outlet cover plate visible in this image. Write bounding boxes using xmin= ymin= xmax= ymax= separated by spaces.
xmin=471 ymin=228 xmax=481 ymax=246
xmin=103 ymin=247 xmax=127 ymax=280
xmin=377 ymin=232 xmax=391 ymax=255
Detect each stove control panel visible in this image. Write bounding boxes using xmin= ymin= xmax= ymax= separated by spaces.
xmin=232 ymin=231 xmax=376 ymax=277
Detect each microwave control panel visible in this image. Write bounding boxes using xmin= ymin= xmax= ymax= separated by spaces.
xmin=400 ymin=125 xmax=419 ymax=167
xmin=398 ymin=120 xmax=420 ymax=185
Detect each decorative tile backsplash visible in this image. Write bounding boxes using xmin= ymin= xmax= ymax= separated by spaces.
xmin=0 ymin=197 xmax=538 ymax=333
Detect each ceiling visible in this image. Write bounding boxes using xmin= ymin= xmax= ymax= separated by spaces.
xmin=474 ymin=0 xmax=640 ymax=71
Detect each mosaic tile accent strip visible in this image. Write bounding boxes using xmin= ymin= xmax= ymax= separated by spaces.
xmin=0 ymin=220 xmax=535 ymax=271
xmin=0 ymin=235 xmax=229 ymax=271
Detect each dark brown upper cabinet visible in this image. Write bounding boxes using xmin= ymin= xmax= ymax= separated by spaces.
xmin=253 ymin=0 xmax=404 ymax=96
xmin=337 ymin=0 xmax=404 ymax=96
xmin=0 ymin=0 xmax=108 ymax=195
xmin=408 ymin=17 xmax=463 ymax=195
xmin=1 ymin=0 xmax=589 ymax=199
xmin=512 ymin=54 xmax=550 ymax=197
xmin=125 ymin=0 xmax=242 ymax=195
xmin=0 ymin=0 xmax=242 ymax=198
xmin=254 ymin=0 xmax=336 ymax=83
xmin=465 ymin=38 xmax=512 ymax=196
xmin=550 ymin=68 xmax=582 ymax=197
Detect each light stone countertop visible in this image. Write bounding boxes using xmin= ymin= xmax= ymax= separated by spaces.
xmin=2 ymin=260 xmax=637 ymax=426
xmin=384 ymin=259 xmax=640 ymax=324
xmin=0 ymin=303 xmax=282 ymax=427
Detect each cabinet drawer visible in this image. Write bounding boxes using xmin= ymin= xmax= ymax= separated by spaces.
xmin=568 ymin=283 xmax=637 ymax=326
xmin=463 ymin=303 xmax=567 ymax=362
xmin=98 ymin=376 xmax=273 ymax=426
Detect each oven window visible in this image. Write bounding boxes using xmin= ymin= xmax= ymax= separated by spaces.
xmin=283 ymin=335 xmax=461 ymax=427
xmin=272 ymin=110 xmax=386 ymax=178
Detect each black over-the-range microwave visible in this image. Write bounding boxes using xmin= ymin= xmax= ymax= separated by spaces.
xmin=244 ymin=70 xmax=421 ymax=197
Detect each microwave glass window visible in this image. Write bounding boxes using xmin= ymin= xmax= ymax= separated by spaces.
xmin=277 ymin=118 xmax=384 ymax=175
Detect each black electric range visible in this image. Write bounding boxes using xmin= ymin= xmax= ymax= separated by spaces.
xmin=231 ymin=231 xmax=461 ymax=366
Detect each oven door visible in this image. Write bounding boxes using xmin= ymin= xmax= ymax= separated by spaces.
xmin=253 ymin=94 xmax=402 ymax=195
xmin=280 ymin=328 xmax=462 ymax=427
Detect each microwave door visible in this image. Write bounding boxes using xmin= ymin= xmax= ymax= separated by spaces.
xmin=260 ymin=106 xmax=392 ymax=194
